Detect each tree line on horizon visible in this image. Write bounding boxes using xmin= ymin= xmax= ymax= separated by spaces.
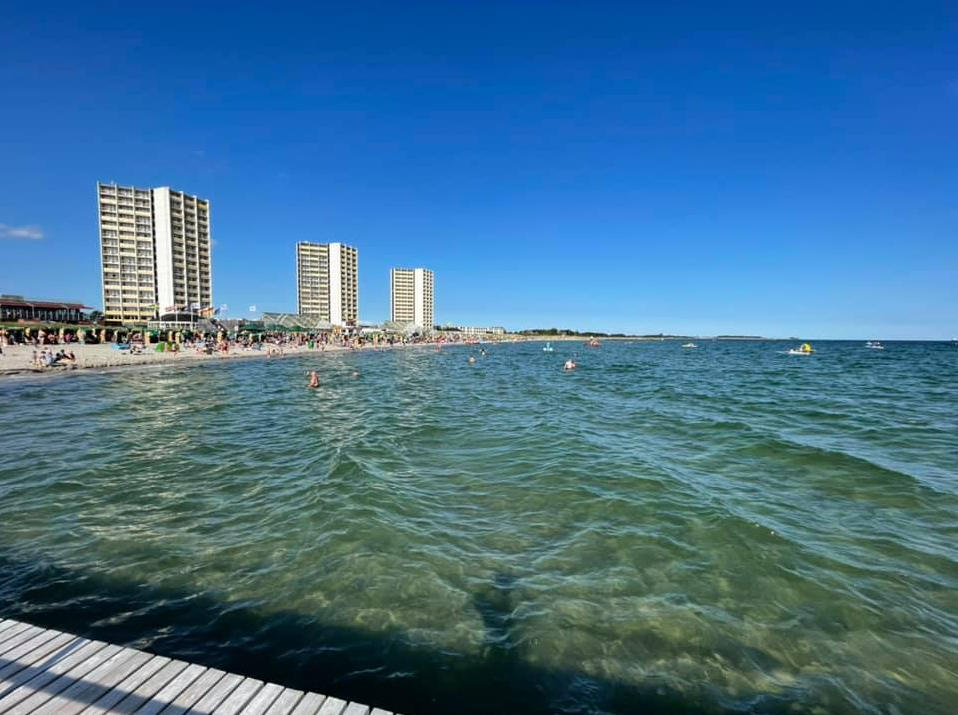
xmin=518 ymin=328 xmax=671 ymax=338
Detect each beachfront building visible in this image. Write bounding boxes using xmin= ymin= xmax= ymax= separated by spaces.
xmin=296 ymin=242 xmax=359 ymax=326
xmin=390 ymin=267 xmax=434 ymax=330
xmin=456 ymin=326 xmax=506 ymax=336
xmin=97 ymin=182 xmax=212 ymax=324
xmin=0 ymin=295 xmax=92 ymax=324
xmin=261 ymin=312 xmax=334 ymax=332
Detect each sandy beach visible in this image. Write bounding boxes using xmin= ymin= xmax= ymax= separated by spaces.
xmin=0 ymin=336 xmax=577 ymax=379
xmin=0 ymin=341 xmax=369 ymax=378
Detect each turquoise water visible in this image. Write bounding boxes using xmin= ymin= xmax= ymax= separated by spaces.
xmin=1 ymin=340 xmax=956 ymax=715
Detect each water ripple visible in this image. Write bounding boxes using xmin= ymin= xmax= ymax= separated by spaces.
xmin=1 ymin=341 xmax=957 ymax=715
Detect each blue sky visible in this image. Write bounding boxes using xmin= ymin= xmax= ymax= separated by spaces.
xmin=1 ymin=1 xmax=956 ymax=338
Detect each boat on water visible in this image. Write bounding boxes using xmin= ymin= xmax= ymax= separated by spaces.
xmin=543 ymin=342 xmax=554 ymax=352
xmin=788 ymin=342 xmax=815 ymax=355
xmin=682 ymin=342 xmax=698 ymax=349
xmin=865 ymin=341 xmax=884 ymax=350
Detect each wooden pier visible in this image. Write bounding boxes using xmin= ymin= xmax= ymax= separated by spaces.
xmin=0 ymin=618 xmax=401 ymax=715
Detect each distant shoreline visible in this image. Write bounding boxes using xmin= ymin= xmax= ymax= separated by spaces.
xmin=3 ymin=337 xmax=952 ymax=382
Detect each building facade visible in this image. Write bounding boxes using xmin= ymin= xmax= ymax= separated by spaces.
xmin=0 ymin=295 xmax=91 ymax=324
xmin=456 ymin=326 xmax=506 ymax=336
xmin=296 ymin=242 xmax=359 ymax=326
xmin=390 ymin=267 xmax=434 ymax=329
xmin=152 ymin=188 xmax=212 ymax=316
xmin=97 ymin=182 xmax=211 ymax=323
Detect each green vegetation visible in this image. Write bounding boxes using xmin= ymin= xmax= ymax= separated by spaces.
xmin=518 ymin=329 xmax=697 ymax=339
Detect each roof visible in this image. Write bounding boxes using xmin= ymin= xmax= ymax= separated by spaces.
xmin=0 ymin=296 xmax=91 ymax=310
xmin=261 ymin=312 xmax=334 ymax=330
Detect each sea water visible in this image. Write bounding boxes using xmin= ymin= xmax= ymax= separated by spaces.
xmin=1 ymin=340 xmax=956 ymax=714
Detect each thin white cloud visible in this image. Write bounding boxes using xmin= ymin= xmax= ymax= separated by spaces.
xmin=0 ymin=223 xmax=44 ymax=240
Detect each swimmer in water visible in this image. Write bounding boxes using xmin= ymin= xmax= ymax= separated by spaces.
xmin=480 ymin=348 xmax=487 ymax=356
xmin=563 ymin=359 xmax=576 ymax=371
xmin=468 ymin=355 xmax=476 ymax=364
xmin=308 ymin=370 xmax=319 ymax=388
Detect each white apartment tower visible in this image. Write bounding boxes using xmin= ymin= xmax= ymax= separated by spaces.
xmin=97 ymin=182 xmax=212 ymax=323
xmin=296 ymin=242 xmax=359 ymax=325
xmin=390 ymin=267 xmax=434 ymax=329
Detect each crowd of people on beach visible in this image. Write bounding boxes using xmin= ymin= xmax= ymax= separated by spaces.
xmin=32 ymin=348 xmax=78 ymax=369
xmin=1 ymin=327 xmax=80 ymax=348
xmin=0 ymin=321 xmax=525 ymax=375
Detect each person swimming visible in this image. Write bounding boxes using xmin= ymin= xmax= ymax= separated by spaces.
xmin=468 ymin=355 xmax=477 ymax=364
xmin=564 ymin=358 xmax=576 ymax=371
xmin=308 ymin=370 xmax=319 ymax=388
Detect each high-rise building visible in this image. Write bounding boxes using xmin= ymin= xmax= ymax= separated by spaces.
xmin=97 ymin=182 xmax=212 ymax=323
xmin=390 ymin=267 xmax=434 ymax=329
xmin=296 ymin=242 xmax=359 ymax=325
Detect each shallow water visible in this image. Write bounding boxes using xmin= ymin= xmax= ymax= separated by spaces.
xmin=1 ymin=340 xmax=956 ymax=715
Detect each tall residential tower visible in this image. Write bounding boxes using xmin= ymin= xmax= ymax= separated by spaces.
xmin=97 ymin=182 xmax=212 ymax=323
xmin=390 ymin=267 xmax=434 ymax=329
xmin=296 ymin=242 xmax=359 ymax=325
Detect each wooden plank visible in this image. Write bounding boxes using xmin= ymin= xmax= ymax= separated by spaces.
xmin=0 ymin=621 xmax=398 ymax=715
xmin=82 ymin=655 xmax=174 ymax=715
xmin=0 ymin=642 xmax=121 ymax=715
xmin=262 ymin=688 xmax=305 ymax=715
xmin=127 ymin=662 xmax=207 ymax=715
xmin=29 ymin=647 xmax=153 ymax=715
xmin=0 ymin=627 xmax=50 ymax=661
xmin=209 ymin=676 xmax=262 ymax=714
xmin=316 ymin=697 xmax=348 ymax=715
xmin=239 ymin=682 xmax=283 ymax=715
xmin=0 ymin=633 xmax=77 ymax=686
xmin=137 ymin=665 xmax=223 ymax=715
xmin=0 ymin=638 xmax=102 ymax=702
xmin=0 ymin=631 xmax=66 ymax=679
xmin=0 ymin=622 xmax=30 ymax=644
xmin=288 ymin=692 xmax=326 ymax=715
xmin=181 ymin=671 xmax=242 ymax=714
xmin=0 ymin=624 xmax=35 ymax=655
